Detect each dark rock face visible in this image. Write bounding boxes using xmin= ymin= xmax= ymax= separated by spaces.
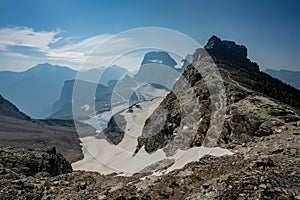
xmin=137 ymin=92 xmax=180 ymax=154
xmin=102 ymin=113 xmax=127 ymax=145
xmin=204 ymin=35 xmax=260 ymax=71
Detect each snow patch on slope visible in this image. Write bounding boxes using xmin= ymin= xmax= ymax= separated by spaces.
xmin=72 ymin=98 xmax=232 ymax=176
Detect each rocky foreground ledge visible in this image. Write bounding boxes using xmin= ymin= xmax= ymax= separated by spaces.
xmin=0 ymin=129 xmax=299 ymax=200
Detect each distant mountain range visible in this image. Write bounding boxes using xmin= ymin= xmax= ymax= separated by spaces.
xmin=0 ymin=50 xmax=189 ymax=119
xmin=0 ymin=63 xmax=77 ymax=118
xmin=265 ymin=69 xmax=300 ymax=90
xmin=134 ymin=51 xmax=183 ymax=90
xmin=51 ymin=51 xmax=186 ymax=119
xmin=0 ymin=64 xmax=128 ymax=119
xmin=50 ymin=79 xmax=117 ymax=119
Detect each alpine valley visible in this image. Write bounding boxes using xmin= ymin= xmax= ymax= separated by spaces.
xmin=0 ymin=36 xmax=299 ymax=200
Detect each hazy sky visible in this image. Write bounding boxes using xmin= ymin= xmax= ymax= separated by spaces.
xmin=0 ymin=0 xmax=299 ymax=71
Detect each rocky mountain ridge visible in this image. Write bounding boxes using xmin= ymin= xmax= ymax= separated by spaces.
xmin=135 ymin=36 xmax=300 ymax=155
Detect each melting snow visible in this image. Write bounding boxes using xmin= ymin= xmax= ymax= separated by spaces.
xmin=72 ymin=98 xmax=233 ymax=176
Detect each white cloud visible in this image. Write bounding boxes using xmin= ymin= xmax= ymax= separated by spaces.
xmin=0 ymin=27 xmax=134 ymax=70
xmin=0 ymin=26 xmax=198 ymax=72
xmin=3 ymin=52 xmax=31 ymax=59
xmin=0 ymin=27 xmax=60 ymax=51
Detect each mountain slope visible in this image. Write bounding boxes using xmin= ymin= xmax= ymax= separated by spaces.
xmin=0 ymin=94 xmax=96 ymax=162
xmin=265 ymin=69 xmax=300 ymax=89
xmin=0 ymin=94 xmax=30 ymax=120
xmin=134 ymin=36 xmax=300 ymax=155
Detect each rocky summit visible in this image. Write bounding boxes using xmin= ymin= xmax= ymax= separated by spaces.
xmin=0 ymin=36 xmax=299 ymax=199
xmin=205 ymin=35 xmax=260 ymax=71
xmin=136 ymin=35 xmax=300 ymax=156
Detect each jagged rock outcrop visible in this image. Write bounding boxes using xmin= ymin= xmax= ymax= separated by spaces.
xmin=0 ymin=147 xmax=72 ymax=176
xmin=102 ymin=113 xmax=127 ymax=145
xmin=205 ymin=35 xmax=260 ymax=71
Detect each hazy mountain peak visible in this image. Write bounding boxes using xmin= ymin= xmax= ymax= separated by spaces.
xmin=0 ymin=63 xmax=77 ymax=118
xmin=25 ymin=63 xmax=76 ymax=73
xmin=141 ymin=51 xmax=177 ymax=68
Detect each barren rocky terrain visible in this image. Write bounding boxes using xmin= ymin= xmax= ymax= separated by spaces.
xmin=0 ymin=129 xmax=299 ymax=199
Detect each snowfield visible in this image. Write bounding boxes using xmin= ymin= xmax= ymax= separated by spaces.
xmin=72 ymin=97 xmax=233 ymax=176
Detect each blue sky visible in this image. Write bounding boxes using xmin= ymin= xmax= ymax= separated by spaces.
xmin=0 ymin=0 xmax=299 ymax=71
